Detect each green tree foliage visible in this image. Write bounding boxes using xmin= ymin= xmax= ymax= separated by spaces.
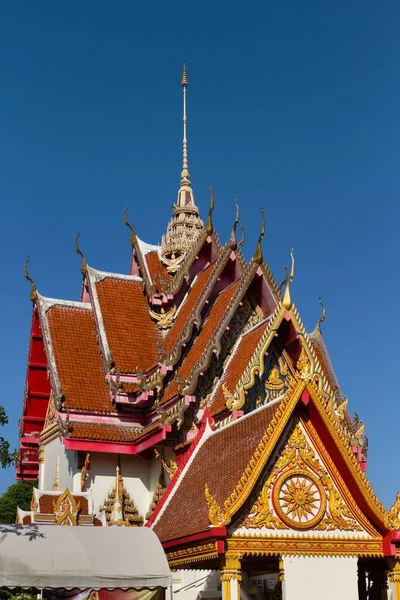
xmin=0 ymin=481 xmax=36 ymax=524
xmin=0 ymin=405 xmax=18 ymax=468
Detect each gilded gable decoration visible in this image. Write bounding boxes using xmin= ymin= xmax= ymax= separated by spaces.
xmin=101 ymin=466 xmax=143 ymax=527
xmin=53 ymin=488 xmax=80 ymax=526
xmin=244 ymin=348 xmax=293 ymax=412
xmin=149 ymin=305 xmax=177 ymax=330
xmin=385 ymin=492 xmax=400 ymax=529
xmin=242 ymin=423 xmax=363 ymax=532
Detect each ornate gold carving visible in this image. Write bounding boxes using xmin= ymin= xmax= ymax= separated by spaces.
xmin=273 ymin=469 xmax=326 ymax=529
xmin=162 ymin=458 xmax=178 ymax=479
xmin=306 ymin=380 xmax=388 ymax=527
xmin=205 ymin=484 xmax=231 ymax=526
xmin=282 ymin=249 xmax=294 ymax=310
xmin=243 ymin=423 xmax=362 ymax=532
xmin=227 ymin=535 xmax=383 ymax=558
xmin=101 ymin=467 xmax=143 ymax=526
xmin=160 ymin=253 xmax=186 ymax=274
xmin=297 ymin=347 xmax=312 ymax=380
xmin=221 ymin=553 xmax=242 ymax=582
xmin=336 ymin=396 xmax=348 ymax=421
xmin=149 ymin=306 xmax=177 ymax=330
xmin=385 ymin=492 xmax=400 ymax=529
xmin=166 ymin=542 xmax=218 ymax=566
xmin=53 ymin=488 xmax=80 ymax=526
xmin=264 ymin=360 xmax=285 ymax=392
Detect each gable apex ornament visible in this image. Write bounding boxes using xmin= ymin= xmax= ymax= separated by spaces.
xmin=24 ymin=256 xmax=37 ymax=303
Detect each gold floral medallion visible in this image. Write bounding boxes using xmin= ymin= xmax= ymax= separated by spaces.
xmin=272 ymin=468 xmax=326 ymax=530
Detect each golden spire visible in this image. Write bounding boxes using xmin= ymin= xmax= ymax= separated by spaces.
xmin=205 ymin=188 xmax=215 ymax=235
xmin=253 ymin=208 xmax=265 ymax=264
xmin=110 ymin=465 xmax=124 ymax=524
xmin=181 ymin=62 xmax=188 ymax=87
xmin=24 ymin=256 xmax=37 ymax=303
xmin=229 ymin=200 xmax=240 ymax=250
xmin=161 ymin=64 xmax=203 ymax=259
xmin=115 ymin=465 xmax=120 ymax=500
xmin=53 ymin=457 xmax=59 ymax=492
xmin=74 ymin=232 xmax=87 ymax=276
xmin=282 ymin=249 xmax=295 ymax=310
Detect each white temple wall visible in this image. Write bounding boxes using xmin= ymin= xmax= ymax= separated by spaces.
xmin=40 ymin=437 xmax=76 ymax=491
xmin=172 ymin=570 xmax=220 ymax=600
xmin=86 ymin=452 xmax=159 ymax=518
xmin=283 ymin=556 xmax=358 ymax=600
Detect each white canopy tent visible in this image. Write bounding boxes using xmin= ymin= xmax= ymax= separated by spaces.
xmin=0 ymin=525 xmax=171 ymax=591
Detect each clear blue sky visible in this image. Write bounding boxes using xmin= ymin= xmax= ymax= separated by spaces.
xmin=0 ymin=1 xmax=399 ymax=507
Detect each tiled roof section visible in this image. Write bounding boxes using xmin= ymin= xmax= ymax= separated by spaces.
xmin=209 ymin=320 xmax=270 ymax=416
xmin=145 ymin=251 xmax=172 ymax=288
xmin=161 ymin=279 xmax=241 ymax=405
xmin=68 ymin=421 xmax=142 ymax=443
xmin=163 ymin=261 xmax=217 ymax=355
xmin=46 ymin=306 xmax=113 ymax=412
xmin=38 ymin=493 xmax=90 ymax=515
xmin=95 ymin=278 xmax=162 ymax=373
xmin=153 ymin=401 xmax=282 ymax=541
xmin=22 ymin=515 xmax=31 ymax=525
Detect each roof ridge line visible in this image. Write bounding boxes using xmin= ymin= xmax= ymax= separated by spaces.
xmin=182 ymin=261 xmax=259 ymax=395
xmin=37 ymin=294 xmax=92 ymax=313
xmin=164 ymin=245 xmax=232 ymax=366
xmin=86 ymin=265 xmax=143 ymax=284
xmin=207 ymin=316 xmax=272 ymax=409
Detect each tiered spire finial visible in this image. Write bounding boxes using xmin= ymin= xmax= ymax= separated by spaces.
xmin=161 ymin=63 xmax=204 ymax=259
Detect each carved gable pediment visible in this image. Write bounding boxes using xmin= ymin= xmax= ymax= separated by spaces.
xmin=233 ymin=420 xmax=378 ymax=537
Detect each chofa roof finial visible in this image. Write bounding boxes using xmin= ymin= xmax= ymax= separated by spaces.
xmin=205 ymin=188 xmax=215 ymax=236
xmin=253 ymin=208 xmax=265 ymax=264
xmin=229 ymin=200 xmax=240 ymax=250
xmin=24 ymin=256 xmax=37 ymax=303
xmin=282 ymin=249 xmax=295 ymax=310
xmin=123 ymin=205 xmax=137 ymax=246
xmin=74 ymin=232 xmax=88 ymax=276
xmin=316 ymin=296 xmax=326 ymax=331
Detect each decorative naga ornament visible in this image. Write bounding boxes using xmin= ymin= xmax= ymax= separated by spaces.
xmin=385 ymin=492 xmax=400 ymax=529
xmin=161 ymin=64 xmax=204 ymax=261
xmin=242 ymin=423 xmax=362 ymax=532
xmin=149 ymin=305 xmax=177 ymax=330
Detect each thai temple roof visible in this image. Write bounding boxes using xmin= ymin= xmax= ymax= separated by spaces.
xmin=18 ymin=65 xmax=399 ymax=556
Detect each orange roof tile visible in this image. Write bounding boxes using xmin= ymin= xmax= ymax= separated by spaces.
xmin=47 ymin=306 xmax=114 ymax=412
xmin=209 ymin=321 xmax=270 ymax=416
xmin=161 ymin=280 xmax=241 ymax=405
xmin=68 ymin=422 xmax=142 ymax=443
xmin=163 ymin=261 xmax=217 ymax=355
xmin=145 ymin=251 xmax=172 ymax=288
xmin=153 ymin=401 xmax=282 ymax=541
xmin=95 ymin=278 xmax=162 ymax=374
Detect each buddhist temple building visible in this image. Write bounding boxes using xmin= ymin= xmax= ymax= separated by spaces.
xmin=16 ymin=65 xmax=400 ymax=600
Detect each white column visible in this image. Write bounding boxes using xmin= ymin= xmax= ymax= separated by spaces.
xmin=221 ymin=554 xmax=241 ymax=600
